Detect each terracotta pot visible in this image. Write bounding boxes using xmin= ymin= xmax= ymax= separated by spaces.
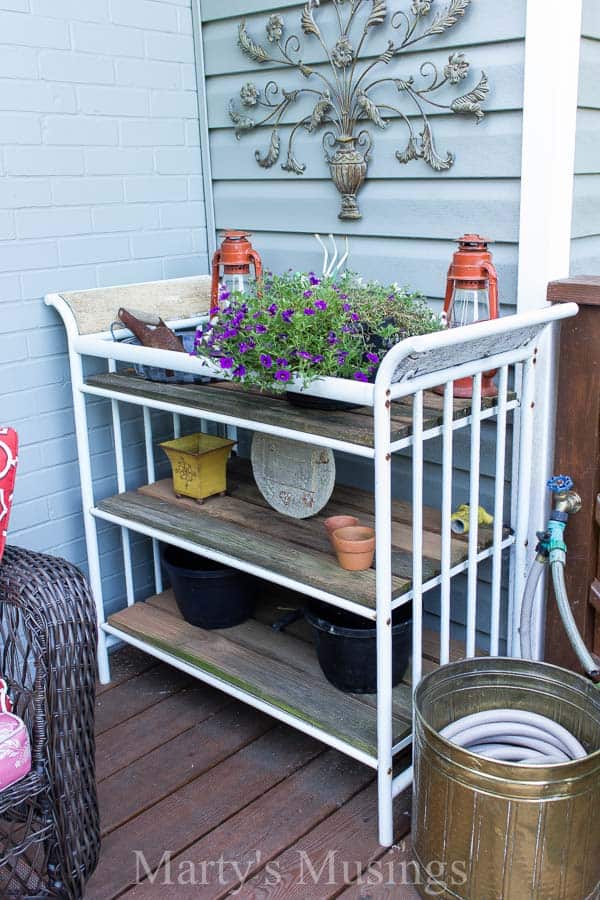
xmin=324 ymin=515 xmax=360 ymax=548
xmin=332 ymin=525 xmax=375 ymax=571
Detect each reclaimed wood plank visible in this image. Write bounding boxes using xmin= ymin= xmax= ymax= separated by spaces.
xmin=86 ymin=373 xmax=378 ymax=447
xmin=85 ymin=373 xmax=503 ymax=449
xmin=107 ymin=601 xmax=412 ymax=756
xmin=227 ymin=457 xmax=497 ymax=551
xmin=96 ymin=683 xmax=230 ymax=783
xmin=85 ymin=726 xmax=322 ymax=900
xmin=138 ymin=478 xmax=452 ymax=580
xmin=120 ymin=750 xmax=373 ymax=900
xmin=97 ymin=490 xmax=409 ymax=607
xmin=99 ymin=703 xmax=272 ymax=835
xmin=147 ymin=591 xmax=412 ymax=739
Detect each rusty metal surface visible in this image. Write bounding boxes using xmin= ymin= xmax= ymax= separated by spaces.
xmin=413 ymin=657 xmax=600 ymax=899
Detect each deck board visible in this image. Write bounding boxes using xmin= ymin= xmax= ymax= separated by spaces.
xmin=95 ymin=681 xmax=229 ymax=783
xmin=98 ymin=703 xmax=271 ymax=835
xmin=90 ymin=645 xmax=420 ymax=900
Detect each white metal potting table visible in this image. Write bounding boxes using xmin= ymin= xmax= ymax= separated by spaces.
xmin=46 ymin=275 xmax=577 ymax=846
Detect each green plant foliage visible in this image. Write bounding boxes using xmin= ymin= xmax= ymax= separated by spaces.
xmin=195 ymin=270 xmax=440 ymax=391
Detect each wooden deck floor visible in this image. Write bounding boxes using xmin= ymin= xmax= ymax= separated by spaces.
xmin=86 ymin=645 xmax=421 ymax=899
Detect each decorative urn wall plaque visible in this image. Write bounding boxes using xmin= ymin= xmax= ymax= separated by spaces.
xmin=229 ymin=0 xmax=489 ymax=220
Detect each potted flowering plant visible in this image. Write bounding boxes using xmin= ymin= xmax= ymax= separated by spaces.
xmin=194 ymin=271 xmax=439 ymax=400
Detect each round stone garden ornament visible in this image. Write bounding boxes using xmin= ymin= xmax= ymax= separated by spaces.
xmin=250 ymin=433 xmax=335 ymax=518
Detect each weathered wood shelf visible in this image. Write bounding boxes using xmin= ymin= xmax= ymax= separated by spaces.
xmin=94 ymin=462 xmax=496 ymax=613
xmin=84 ymin=373 xmax=498 ymax=451
xmin=106 ymin=590 xmax=414 ymax=759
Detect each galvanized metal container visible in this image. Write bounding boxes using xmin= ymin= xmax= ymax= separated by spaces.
xmin=413 ymin=657 xmax=600 ymax=899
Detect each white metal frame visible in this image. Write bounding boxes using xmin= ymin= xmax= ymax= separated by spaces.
xmin=45 ymin=289 xmax=577 ymax=846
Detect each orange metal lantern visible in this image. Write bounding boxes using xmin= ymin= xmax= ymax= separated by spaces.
xmin=442 ymin=234 xmax=499 ymax=398
xmin=210 ymin=230 xmax=262 ymax=315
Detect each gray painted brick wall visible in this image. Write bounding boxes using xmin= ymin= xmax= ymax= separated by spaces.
xmin=0 ymin=0 xmax=209 ymax=590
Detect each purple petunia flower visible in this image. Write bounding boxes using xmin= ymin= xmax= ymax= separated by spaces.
xmin=339 ymin=293 xmax=348 ymax=300
xmin=219 ymin=289 xmax=230 ymax=301
xmin=238 ymin=342 xmax=250 ymax=353
xmin=303 ymin=290 xmax=313 ymax=298
xmin=260 ymin=353 xmax=273 ymax=368
xmin=342 ymin=325 xmax=353 ymax=333
xmin=314 ymin=299 xmax=327 ymax=311
xmin=303 ymin=307 xmax=315 ymax=316
xmin=337 ymin=351 xmax=349 ymax=364
xmin=327 ymin=331 xmax=338 ymax=346
xmin=365 ymin=352 xmax=379 ymax=364
xmin=281 ymin=309 xmax=294 ymax=323
xmin=312 ymin=354 xmax=324 ymax=364
xmin=276 ymin=357 xmax=289 ymax=366
xmin=309 ymin=274 xmax=321 ymax=286
xmin=298 ymin=350 xmax=312 ymax=360
xmin=353 ymin=371 xmax=369 ymax=382
xmin=351 ymin=313 xmax=360 ymax=322
xmin=255 ymin=324 xmax=267 ymax=334
xmin=342 ymin=302 xmax=352 ymax=312
xmin=220 ymin=357 xmax=234 ymax=370
xmin=223 ymin=327 xmax=239 ymax=339
xmin=253 ymin=311 xmax=261 ymax=319
xmin=233 ymin=364 xmax=246 ymax=377
xmin=267 ymin=303 xmax=278 ymax=316
xmin=274 ymin=369 xmax=291 ymax=382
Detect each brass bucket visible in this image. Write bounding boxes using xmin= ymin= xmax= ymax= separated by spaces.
xmin=413 ymin=657 xmax=600 ymax=899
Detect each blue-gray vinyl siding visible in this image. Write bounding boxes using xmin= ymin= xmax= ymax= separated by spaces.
xmin=198 ymin=1 xmax=525 ymax=649
xmin=571 ymin=1 xmax=600 ymax=275
xmin=200 ymin=0 xmax=525 ymax=310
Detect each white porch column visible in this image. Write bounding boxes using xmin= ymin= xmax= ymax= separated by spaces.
xmin=515 ymin=0 xmax=583 ymax=656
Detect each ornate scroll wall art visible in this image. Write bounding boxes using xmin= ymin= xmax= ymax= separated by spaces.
xmin=228 ymin=0 xmax=489 ymax=220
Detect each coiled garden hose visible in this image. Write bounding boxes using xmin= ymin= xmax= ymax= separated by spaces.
xmin=440 ymin=708 xmax=586 ymax=765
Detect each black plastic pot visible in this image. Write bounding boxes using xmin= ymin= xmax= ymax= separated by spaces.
xmin=285 ymin=391 xmax=361 ymax=411
xmin=305 ymin=601 xmax=411 ymax=693
xmin=161 ymin=545 xmax=256 ymax=629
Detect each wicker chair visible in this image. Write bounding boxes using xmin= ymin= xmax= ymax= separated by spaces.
xmin=0 ymin=545 xmax=100 ymax=898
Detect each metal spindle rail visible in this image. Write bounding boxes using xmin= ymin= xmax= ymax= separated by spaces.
xmin=45 ymin=283 xmax=578 ymax=846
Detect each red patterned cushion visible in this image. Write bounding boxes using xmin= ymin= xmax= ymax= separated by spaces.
xmin=0 ymin=428 xmax=18 ymax=564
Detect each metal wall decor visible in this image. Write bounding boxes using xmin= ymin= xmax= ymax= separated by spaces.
xmin=229 ymin=0 xmax=489 ymax=220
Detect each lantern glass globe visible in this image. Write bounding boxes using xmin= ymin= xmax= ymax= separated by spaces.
xmin=449 ymin=285 xmax=490 ymax=327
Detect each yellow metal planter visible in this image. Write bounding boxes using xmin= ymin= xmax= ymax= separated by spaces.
xmin=159 ymin=433 xmax=235 ymax=501
xmin=413 ymin=657 xmax=600 ymax=899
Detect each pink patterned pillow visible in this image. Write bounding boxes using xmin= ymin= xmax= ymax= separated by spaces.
xmin=0 ymin=428 xmax=18 ymax=564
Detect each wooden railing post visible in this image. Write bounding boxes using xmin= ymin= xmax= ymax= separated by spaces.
xmin=547 ymin=276 xmax=600 ymax=669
